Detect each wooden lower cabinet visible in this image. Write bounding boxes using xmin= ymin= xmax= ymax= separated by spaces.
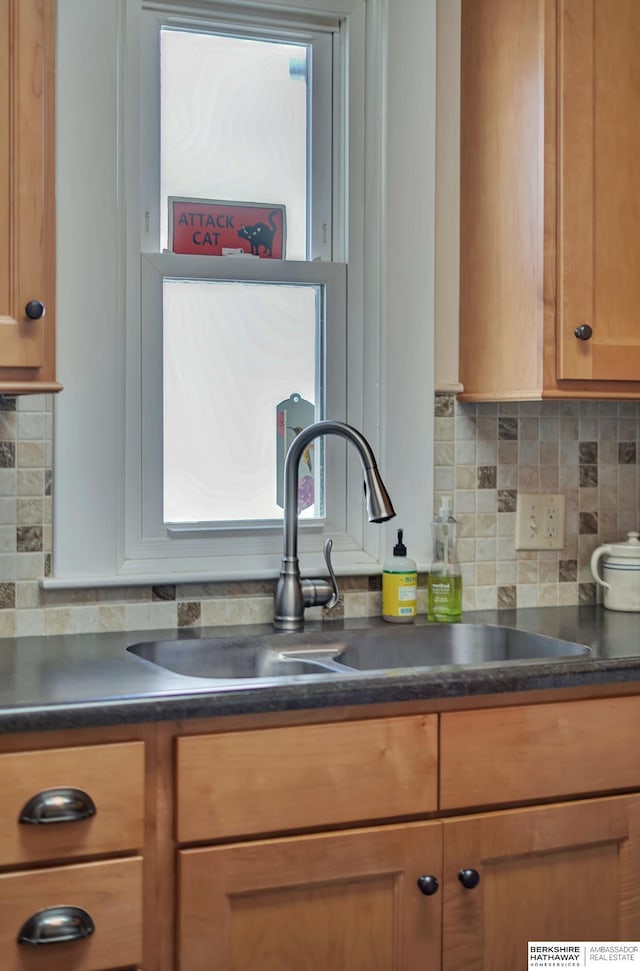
xmin=0 ymin=856 xmax=143 ymax=971
xmin=443 ymin=794 xmax=640 ymax=971
xmin=178 ymin=794 xmax=640 ymax=971
xmin=178 ymin=822 xmax=443 ymax=970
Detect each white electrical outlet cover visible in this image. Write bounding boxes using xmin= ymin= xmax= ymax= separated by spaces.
xmin=515 ymin=493 xmax=566 ymax=551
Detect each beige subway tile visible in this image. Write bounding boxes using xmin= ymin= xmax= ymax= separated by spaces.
xmin=476 ymin=562 xmax=496 ymax=586
xmin=16 ymin=441 xmax=45 ymax=468
xmin=0 ymin=610 xmax=16 ymax=635
xmin=17 ymin=498 xmax=43 ymax=525
xmin=44 ymin=608 xmax=73 ymax=635
xmin=16 ymin=581 xmax=41 ymax=609
xmin=16 ymin=609 xmax=45 ymax=637
xmin=16 ymin=554 xmax=44 ymax=580
xmin=97 ymin=605 xmax=126 ymax=631
xmin=475 ymin=586 xmax=497 ymax=610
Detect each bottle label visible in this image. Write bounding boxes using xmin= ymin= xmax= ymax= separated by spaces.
xmin=382 ymin=573 xmax=417 ymax=617
xmin=427 ymin=575 xmax=462 ymax=622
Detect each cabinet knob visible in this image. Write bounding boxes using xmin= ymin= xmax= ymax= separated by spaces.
xmin=458 ymin=868 xmax=481 ymax=889
xmin=17 ymin=906 xmax=95 ymax=945
xmin=574 ymin=323 xmax=593 ymax=341
xmin=25 ymin=300 xmax=46 ymax=320
xmin=416 ymin=875 xmax=440 ymax=896
xmin=19 ymin=787 xmax=97 ymax=825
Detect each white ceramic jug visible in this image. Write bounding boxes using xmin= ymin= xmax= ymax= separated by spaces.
xmin=590 ymin=531 xmax=640 ymax=612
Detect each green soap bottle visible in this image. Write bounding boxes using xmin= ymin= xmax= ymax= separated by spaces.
xmin=427 ymin=495 xmax=462 ymax=623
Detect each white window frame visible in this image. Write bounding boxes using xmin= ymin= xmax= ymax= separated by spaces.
xmin=140 ymin=7 xmax=335 ymax=262
xmin=131 ymin=5 xmax=346 ymax=565
xmin=50 ymin=0 xmax=436 ymax=588
xmin=134 ymin=254 xmax=348 ymax=576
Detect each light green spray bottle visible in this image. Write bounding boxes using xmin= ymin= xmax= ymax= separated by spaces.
xmin=427 ymin=495 xmax=462 ymax=623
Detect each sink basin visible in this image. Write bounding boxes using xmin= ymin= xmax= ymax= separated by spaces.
xmin=127 ymin=623 xmax=590 ymax=682
xmin=332 ymin=624 xmax=591 ymax=670
xmin=127 ymin=638 xmax=348 ymax=680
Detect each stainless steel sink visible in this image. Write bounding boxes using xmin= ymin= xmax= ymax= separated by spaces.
xmin=126 ymin=623 xmax=591 ymax=682
xmin=331 ymin=624 xmax=591 ymax=670
xmin=127 ymin=638 xmax=348 ymax=680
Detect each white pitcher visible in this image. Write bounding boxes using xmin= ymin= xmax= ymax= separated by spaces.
xmin=590 ymin=532 xmax=640 ymax=612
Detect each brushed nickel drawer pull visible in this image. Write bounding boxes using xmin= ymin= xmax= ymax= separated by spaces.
xmin=19 ymin=787 xmax=97 ymax=824
xmin=17 ymin=906 xmax=95 ymax=945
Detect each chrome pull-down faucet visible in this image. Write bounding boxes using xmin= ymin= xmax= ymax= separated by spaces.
xmin=273 ymin=420 xmax=396 ymax=632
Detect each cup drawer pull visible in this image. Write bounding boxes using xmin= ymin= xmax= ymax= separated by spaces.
xmin=19 ymin=787 xmax=97 ymax=824
xmin=17 ymin=906 xmax=96 ymax=945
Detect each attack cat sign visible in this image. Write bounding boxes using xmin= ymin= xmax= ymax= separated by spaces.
xmin=169 ymin=197 xmax=286 ymax=259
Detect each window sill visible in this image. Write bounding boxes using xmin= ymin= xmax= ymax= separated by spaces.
xmin=39 ymin=558 xmax=428 ymax=591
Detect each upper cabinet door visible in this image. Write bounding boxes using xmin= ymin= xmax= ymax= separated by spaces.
xmin=0 ymin=0 xmax=60 ymax=392
xmin=558 ymin=0 xmax=640 ymax=381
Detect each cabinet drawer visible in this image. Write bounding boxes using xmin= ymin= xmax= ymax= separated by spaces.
xmin=177 ymin=715 xmax=438 ymax=842
xmin=0 ymin=741 xmax=145 ymax=866
xmin=0 ymin=856 xmax=143 ymax=971
xmin=441 ymin=696 xmax=640 ymax=809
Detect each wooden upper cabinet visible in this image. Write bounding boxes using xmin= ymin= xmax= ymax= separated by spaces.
xmin=459 ymin=0 xmax=640 ymax=400
xmin=0 ymin=0 xmax=61 ymax=392
xmin=558 ymin=0 xmax=640 ymax=382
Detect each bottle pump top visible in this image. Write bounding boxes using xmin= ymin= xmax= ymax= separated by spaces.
xmin=438 ymin=495 xmax=453 ymax=519
xmin=393 ymin=529 xmax=407 ymax=556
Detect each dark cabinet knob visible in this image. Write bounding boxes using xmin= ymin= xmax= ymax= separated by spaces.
xmin=458 ymin=868 xmax=480 ymax=889
xmin=25 ymin=300 xmax=46 ymax=320
xmin=574 ymin=323 xmax=593 ymax=341
xmin=18 ymin=906 xmax=95 ymax=945
xmin=417 ymin=875 xmax=440 ymax=896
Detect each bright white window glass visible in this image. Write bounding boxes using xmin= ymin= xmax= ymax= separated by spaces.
xmin=160 ymin=28 xmax=308 ymax=259
xmin=163 ymin=278 xmax=324 ymax=524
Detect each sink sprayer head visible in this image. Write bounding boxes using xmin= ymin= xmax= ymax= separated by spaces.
xmin=363 ymin=467 xmax=396 ymax=523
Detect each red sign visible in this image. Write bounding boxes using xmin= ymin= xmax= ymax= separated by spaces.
xmin=169 ymin=197 xmax=286 ymax=259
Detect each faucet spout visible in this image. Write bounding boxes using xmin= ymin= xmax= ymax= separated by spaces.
xmin=274 ymin=420 xmax=395 ymax=632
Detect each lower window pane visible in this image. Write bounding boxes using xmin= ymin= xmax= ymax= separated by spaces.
xmin=163 ymin=278 xmax=324 ymax=524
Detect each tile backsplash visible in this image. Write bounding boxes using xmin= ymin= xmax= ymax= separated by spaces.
xmin=435 ymin=394 xmax=640 ymax=611
xmin=0 ymin=393 xmax=638 ymax=637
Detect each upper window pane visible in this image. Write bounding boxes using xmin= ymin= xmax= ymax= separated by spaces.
xmin=160 ymin=28 xmax=309 ymax=259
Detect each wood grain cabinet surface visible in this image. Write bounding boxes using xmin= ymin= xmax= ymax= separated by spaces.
xmin=0 ymin=740 xmax=145 ymax=866
xmin=0 ymin=733 xmax=146 ymax=971
xmin=459 ymin=0 xmax=640 ymax=400
xmin=442 ymin=794 xmax=640 ymax=971
xmin=4 ymin=693 xmax=640 ymax=969
xmin=0 ymin=856 xmax=143 ymax=971
xmin=0 ymin=0 xmax=60 ymax=392
xmin=440 ymin=695 xmax=640 ymax=810
xmin=178 ymin=822 xmax=443 ymax=971
xmin=176 ymin=715 xmax=438 ymax=842
xmin=175 ymin=699 xmax=640 ymax=971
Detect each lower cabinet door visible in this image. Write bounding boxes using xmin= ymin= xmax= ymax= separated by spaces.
xmin=442 ymin=794 xmax=640 ymax=971
xmin=179 ymin=821 xmax=442 ymax=970
xmin=0 ymin=856 xmax=143 ymax=971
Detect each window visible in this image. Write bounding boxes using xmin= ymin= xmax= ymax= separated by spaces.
xmin=52 ymin=0 xmax=436 ymax=586
xmin=149 ymin=21 xmax=336 ymax=528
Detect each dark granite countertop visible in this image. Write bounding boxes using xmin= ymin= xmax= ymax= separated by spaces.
xmin=1 ymin=605 xmax=639 ymax=734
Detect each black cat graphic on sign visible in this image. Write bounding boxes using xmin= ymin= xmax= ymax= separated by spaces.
xmin=238 ymin=209 xmax=281 ymax=257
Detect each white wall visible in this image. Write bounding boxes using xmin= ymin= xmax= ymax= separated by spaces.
xmin=434 ymin=0 xmax=462 ymax=393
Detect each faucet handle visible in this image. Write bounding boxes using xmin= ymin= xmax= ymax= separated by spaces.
xmin=323 ymin=538 xmax=340 ymax=609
